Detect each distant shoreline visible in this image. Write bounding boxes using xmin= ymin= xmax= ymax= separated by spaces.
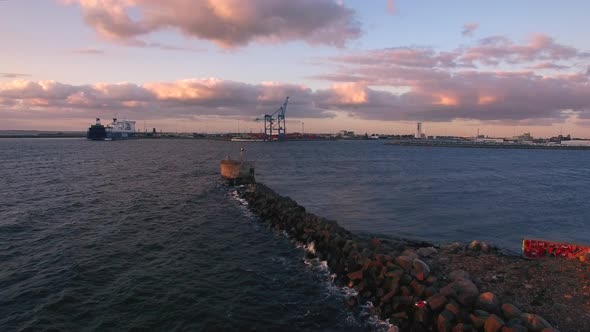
xmin=386 ymin=141 xmax=590 ymax=150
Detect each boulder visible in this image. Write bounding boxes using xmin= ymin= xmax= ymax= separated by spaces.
xmin=501 ymin=303 xmax=522 ymax=320
xmin=468 ymin=240 xmax=481 ymax=251
xmin=437 ymin=310 xmax=455 ymax=332
xmin=427 ymin=293 xmax=447 ymax=312
xmin=426 ymin=275 xmax=438 ymax=285
xmin=417 ymin=247 xmax=438 ymax=257
xmin=484 ymin=314 xmax=505 ymax=332
xmin=470 ymin=310 xmax=490 ymax=329
xmin=448 ymin=242 xmax=462 ymax=252
xmin=401 ymin=249 xmax=418 ymax=260
xmin=395 ymin=256 xmax=413 ymax=271
xmin=520 ymin=313 xmax=552 ymax=332
xmin=476 ymin=292 xmax=500 ymax=313
xmin=579 ymin=252 xmax=590 ymax=262
xmin=410 ymin=279 xmax=426 ymax=297
xmin=501 ymin=326 xmax=527 ymax=332
xmin=506 ymin=318 xmax=524 ymax=327
xmin=347 ymin=269 xmax=363 ymax=281
xmin=414 ymin=306 xmax=433 ymax=326
xmin=449 ymin=269 xmax=470 ymax=281
xmin=382 ymin=290 xmax=396 ymax=303
xmin=412 ymin=259 xmax=431 ymax=281
xmin=445 ymin=301 xmax=460 ymax=315
xmin=452 ymin=323 xmax=473 ymax=332
xmin=440 ymin=278 xmax=479 ymax=307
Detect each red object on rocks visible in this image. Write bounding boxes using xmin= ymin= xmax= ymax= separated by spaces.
xmin=415 ymin=300 xmax=427 ymax=308
xmin=522 ymin=238 xmax=590 ymax=259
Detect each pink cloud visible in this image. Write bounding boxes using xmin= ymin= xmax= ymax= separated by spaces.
xmin=70 ymin=48 xmax=105 ymax=54
xmin=461 ymin=23 xmax=479 ymax=37
xmin=62 ymin=0 xmax=361 ymax=48
xmin=460 ymin=34 xmax=581 ymax=66
xmin=0 ymin=72 xmax=31 ymax=78
xmin=527 ymin=62 xmax=570 ymax=70
xmin=386 ymin=0 xmax=396 ymax=15
xmin=2 ymin=33 xmax=590 ymax=127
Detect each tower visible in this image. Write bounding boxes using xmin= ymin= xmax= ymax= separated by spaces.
xmin=415 ymin=122 xmax=423 ymax=139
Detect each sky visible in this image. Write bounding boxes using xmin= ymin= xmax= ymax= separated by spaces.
xmin=1 ymin=0 xmax=590 ymax=137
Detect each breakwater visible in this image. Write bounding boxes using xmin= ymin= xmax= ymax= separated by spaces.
xmin=238 ymin=183 xmax=566 ymax=332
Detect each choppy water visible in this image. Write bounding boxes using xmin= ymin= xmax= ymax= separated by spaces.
xmin=1 ymin=138 xmax=589 ymax=330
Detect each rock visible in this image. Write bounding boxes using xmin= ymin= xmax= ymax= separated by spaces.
xmin=417 ymin=247 xmax=438 ymax=257
xmin=400 ymin=285 xmax=412 ymax=296
xmin=395 ymin=256 xmax=413 ymax=271
xmin=579 ymin=252 xmax=590 ymax=262
xmin=484 ymin=314 xmax=505 ymax=332
xmin=347 ymin=269 xmax=363 ymax=281
xmin=384 ymin=277 xmax=400 ymax=293
xmin=476 ymin=292 xmax=500 ymax=313
xmin=453 ymin=323 xmax=473 ymax=332
xmin=521 ymin=313 xmax=552 ymax=332
xmin=506 ymin=318 xmax=524 ymax=327
xmin=501 ymin=303 xmax=522 ymax=320
xmin=441 ymin=278 xmax=479 ymax=307
xmin=391 ymin=296 xmax=415 ymax=311
xmin=401 ymin=249 xmax=418 ymax=260
xmin=385 ymin=268 xmax=404 ymax=278
xmin=469 ymin=240 xmax=481 ymax=251
xmin=447 ymin=242 xmax=462 ymax=252
xmin=426 ymin=275 xmax=437 ymax=285
xmin=391 ymin=311 xmax=409 ymax=320
xmin=449 ymin=269 xmax=470 ymax=281
xmin=424 ymin=286 xmax=437 ymax=298
xmin=400 ymin=273 xmax=413 ymax=285
xmin=382 ymin=290 xmax=396 ymax=303
xmin=410 ymin=279 xmax=426 ymax=297
xmin=502 ymin=326 xmax=527 ymax=332
xmin=470 ymin=310 xmax=490 ymax=329
xmin=414 ymin=306 xmax=433 ymax=326
xmin=438 ymin=310 xmax=455 ymax=332
xmin=412 ymin=259 xmax=431 ymax=281
xmin=427 ymin=293 xmax=447 ymax=312
xmin=541 ymin=328 xmax=560 ymax=332
xmin=445 ymin=302 xmax=460 ymax=315
xmin=481 ymin=242 xmax=490 ymax=253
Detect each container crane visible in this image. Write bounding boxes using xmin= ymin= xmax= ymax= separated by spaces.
xmin=256 ymin=97 xmax=289 ymax=141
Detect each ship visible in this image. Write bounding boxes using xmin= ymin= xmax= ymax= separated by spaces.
xmin=86 ymin=118 xmax=137 ymax=141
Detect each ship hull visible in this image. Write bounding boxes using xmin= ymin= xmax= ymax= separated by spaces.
xmin=87 ymin=124 xmax=107 ymax=140
xmin=107 ymin=132 xmax=137 ymax=140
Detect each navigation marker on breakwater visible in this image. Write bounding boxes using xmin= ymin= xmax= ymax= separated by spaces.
xmin=220 ymin=147 xmax=256 ymax=185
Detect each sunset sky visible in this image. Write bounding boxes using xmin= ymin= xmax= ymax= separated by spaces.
xmin=1 ymin=0 xmax=590 ymax=137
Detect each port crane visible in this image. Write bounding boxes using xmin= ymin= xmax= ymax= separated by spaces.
xmin=256 ymin=97 xmax=289 ymax=141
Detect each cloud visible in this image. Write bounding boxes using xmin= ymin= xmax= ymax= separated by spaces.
xmin=0 ymin=78 xmax=336 ymax=122
xmin=3 ymin=34 xmax=590 ymax=127
xmin=461 ymin=23 xmax=479 ymax=37
xmin=310 ymin=34 xmax=590 ymax=124
xmin=460 ymin=34 xmax=583 ymax=66
xmin=61 ymin=0 xmax=361 ymax=48
xmin=386 ymin=0 xmax=396 ymax=15
xmin=527 ymin=62 xmax=569 ymax=70
xmin=71 ymin=48 xmax=105 ymax=54
xmin=1 ymin=72 xmax=31 ymax=78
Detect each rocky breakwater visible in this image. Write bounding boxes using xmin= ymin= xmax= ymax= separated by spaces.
xmin=238 ymin=183 xmax=587 ymax=332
